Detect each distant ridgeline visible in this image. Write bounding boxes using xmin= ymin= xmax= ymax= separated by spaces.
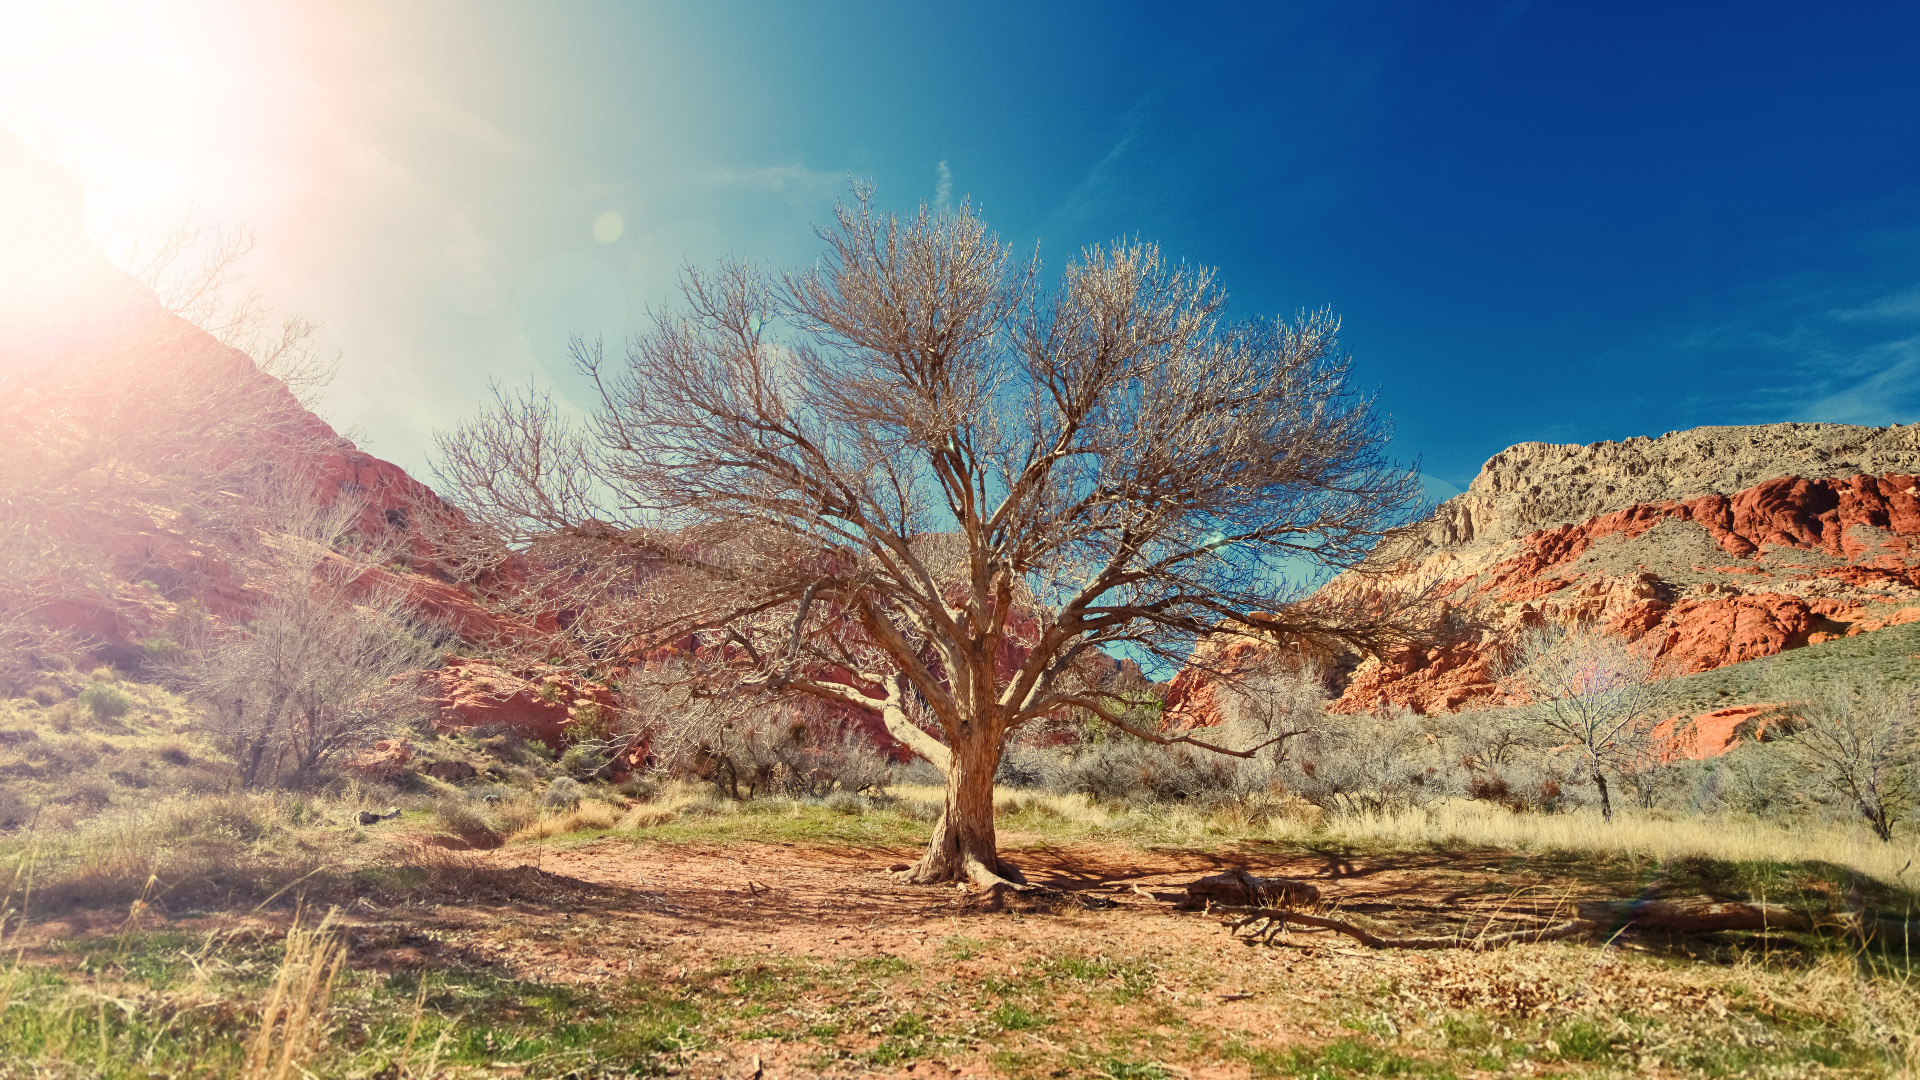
xmin=1167 ymin=422 xmax=1920 ymax=735
xmin=0 ymin=133 xmax=515 ymax=673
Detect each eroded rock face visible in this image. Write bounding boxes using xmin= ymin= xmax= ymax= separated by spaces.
xmin=1418 ymin=424 xmax=1920 ymax=550
xmin=412 ymin=656 xmax=621 ymax=748
xmin=1168 ymin=424 xmax=1920 ymax=731
xmin=0 ymin=133 xmax=519 ymax=664
xmin=344 ymin=737 xmax=414 ymax=781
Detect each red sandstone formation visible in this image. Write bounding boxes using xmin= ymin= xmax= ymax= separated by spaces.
xmin=1167 ymin=427 xmax=1920 ymax=731
xmin=1336 ymin=469 xmax=1920 ymax=717
xmin=344 ymin=737 xmax=415 ymax=781
xmin=413 ymin=656 xmax=621 ymax=749
xmin=0 ymin=132 xmax=519 ymax=667
xmin=1655 ymin=706 xmax=1773 ymax=760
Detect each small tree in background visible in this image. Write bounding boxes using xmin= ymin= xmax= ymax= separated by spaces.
xmin=1766 ymin=679 xmax=1918 ymax=842
xmin=1496 ymin=621 xmax=1670 ymax=821
xmin=181 ymin=491 xmax=444 ymax=787
xmin=440 ymin=193 xmax=1425 ymax=890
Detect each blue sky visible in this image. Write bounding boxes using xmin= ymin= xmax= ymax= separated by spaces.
xmin=5 ymin=1 xmax=1919 ymax=498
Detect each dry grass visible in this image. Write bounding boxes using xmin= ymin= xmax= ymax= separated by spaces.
xmin=239 ymin=907 xmax=346 ymax=1080
xmin=1316 ymin=799 xmax=1920 ymax=888
xmin=505 ymin=798 xmax=621 ymax=843
xmin=573 ymin=778 xmax=1920 ymax=893
xmin=890 ymin=782 xmax=1113 ymax=827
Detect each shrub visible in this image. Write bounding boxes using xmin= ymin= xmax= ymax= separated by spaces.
xmin=641 ymin=692 xmax=898 ymax=800
xmin=542 ymin=776 xmax=584 ymax=809
xmin=1766 ymin=677 xmax=1919 ymax=841
xmin=825 ymin=789 xmax=867 ymax=815
xmin=78 ymin=681 xmax=133 ymax=720
xmin=614 ymin=775 xmax=658 ymax=800
xmin=1022 ymin=737 xmax=1273 ymax=809
xmin=559 ymin=743 xmax=609 ymax=780
xmin=434 ymin=796 xmax=497 ymax=840
xmin=137 ymin=637 xmax=181 ymax=664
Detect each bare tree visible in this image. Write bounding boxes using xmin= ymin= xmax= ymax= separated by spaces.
xmin=179 ymin=491 xmax=445 ymax=787
xmin=627 ymin=670 xmax=898 ymax=800
xmin=1496 ymin=622 xmax=1671 ymax=821
xmin=439 ymin=194 xmax=1424 ymax=889
xmin=1766 ymin=679 xmax=1917 ymax=842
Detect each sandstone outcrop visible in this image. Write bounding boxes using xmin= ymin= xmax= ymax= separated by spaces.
xmin=412 ymin=656 xmax=621 ymax=748
xmin=0 ymin=133 xmax=520 ymax=668
xmin=1168 ymin=424 xmax=1920 ymax=737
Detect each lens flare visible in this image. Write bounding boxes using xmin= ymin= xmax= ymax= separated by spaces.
xmin=592 ymin=210 xmax=624 ymax=244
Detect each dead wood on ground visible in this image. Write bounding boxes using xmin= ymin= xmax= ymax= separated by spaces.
xmin=1183 ymin=870 xmax=1832 ymax=951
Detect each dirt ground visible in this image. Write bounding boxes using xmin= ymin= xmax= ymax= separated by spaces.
xmin=22 ymin=831 xmax=1856 ymax=1078
xmin=333 ymin=835 xmax=1672 ymax=1078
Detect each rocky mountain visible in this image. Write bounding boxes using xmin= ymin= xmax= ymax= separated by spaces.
xmin=1345 ymin=423 xmax=1920 ymax=714
xmin=0 ymin=134 xmax=521 ymax=683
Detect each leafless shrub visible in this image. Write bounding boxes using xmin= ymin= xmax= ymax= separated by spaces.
xmin=1763 ymin=678 xmax=1919 ymax=841
xmin=176 ymin=492 xmax=447 ymax=788
xmin=1496 ymin=622 xmax=1674 ymax=821
xmin=1282 ymin=708 xmax=1455 ymax=814
xmin=1436 ymin=709 xmax=1583 ymax=814
xmin=624 ymin=663 xmax=897 ymax=800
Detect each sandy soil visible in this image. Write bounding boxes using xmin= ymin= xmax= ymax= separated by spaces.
xmin=314 ymin=835 xmax=1606 ymax=1077
xmin=25 ymin=835 xmax=1701 ymax=1078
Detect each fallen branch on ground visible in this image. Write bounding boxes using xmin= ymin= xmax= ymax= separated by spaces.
xmin=1185 ymin=870 xmax=1830 ymax=951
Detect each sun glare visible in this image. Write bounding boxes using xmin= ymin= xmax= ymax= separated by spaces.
xmin=0 ymin=0 xmax=300 ymax=264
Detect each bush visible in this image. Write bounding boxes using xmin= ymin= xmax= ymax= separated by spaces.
xmin=78 ymin=680 xmax=133 ymax=721
xmin=542 ymin=776 xmax=584 ymax=809
xmin=614 ymin=775 xmax=658 ymax=800
xmin=1018 ymin=737 xmax=1273 ymax=809
xmin=825 ymin=789 xmax=868 ymax=815
xmin=641 ymin=692 xmax=898 ymax=800
xmin=434 ymin=796 xmax=498 ymax=841
xmin=559 ymin=743 xmax=609 ymax=780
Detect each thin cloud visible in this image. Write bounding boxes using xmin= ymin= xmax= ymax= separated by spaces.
xmin=1831 ymin=285 xmax=1920 ymax=323
xmin=1799 ymin=336 xmax=1920 ymax=425
xmin=1036 ymin=115 xmax=1144 ymax=245
xmin=712 ymin=162 xmax=850 ymax=206
xmin=1649 ymin=278 xmax=1920 ymax=428
xmin=933 ymin=160 xmax=951 ymax=211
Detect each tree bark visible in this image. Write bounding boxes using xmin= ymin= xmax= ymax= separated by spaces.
xmin=903 ymin=730 xmax=1025 ymax=888
xmin=1593 ymin=769 xmax=1613 ymax=822
xmin=1862 ymin=799 xmax=1894 ymax=842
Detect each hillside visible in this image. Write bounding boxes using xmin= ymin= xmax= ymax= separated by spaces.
xmin=0 ymin=133 xmax=511 ymax=672
xmin=1335 ymin=423 xmax=1920 ymax=714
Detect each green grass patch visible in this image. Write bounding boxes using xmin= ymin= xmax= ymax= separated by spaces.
xmin=622 ymin=798 xmax=930 ymax=848
xmin=989 ymin=1001 xmax=1047 ymax=1030
xmin=1254 ymin=1037 xmax=1447 ymax=1079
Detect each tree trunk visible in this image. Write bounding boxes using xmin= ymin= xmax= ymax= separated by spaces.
xmin=1862 ymin=798 xmax=1894 ymax=842
xmin=903 ymin=731 xmax=1025 ymax=888
xmin=1593 ymin=769 xmax=1613 ymax=822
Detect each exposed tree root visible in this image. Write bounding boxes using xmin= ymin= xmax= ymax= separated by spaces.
xmin=1187 ymin=869 xmax=1827 ymax=951
xmin=1220 ymin=906 xmax=1594 ymax=950
xmin=896 ymin=853 xmax=1029 ymax=891
xmin=1214 ymin=897 xmax=1816 ymax=951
